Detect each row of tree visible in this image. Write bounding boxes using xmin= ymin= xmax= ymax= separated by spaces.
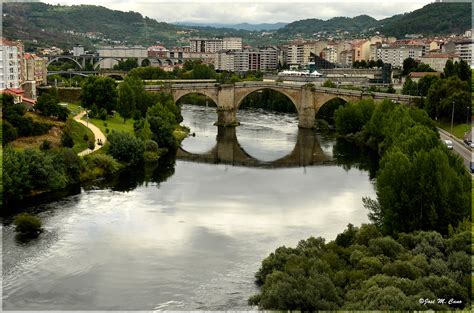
xmin=401 ymin=59 xmax=471 ymax=123
xmin=250 ymin=98 xmax=471 ymax=310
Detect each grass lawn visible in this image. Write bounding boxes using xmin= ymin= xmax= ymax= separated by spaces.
xmin=65 ymin=103 xmax=84 ymax=117
xmin=70 ymin=119 xmax=95 ymax=154
xmin=86 ymin=113 xmax=134 ymax=136
xmin=437 ymin=121 xmax=471 ymax=139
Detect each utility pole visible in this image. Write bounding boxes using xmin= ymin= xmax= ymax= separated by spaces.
xmin=450 ymin=100 xmax=455 ymax=133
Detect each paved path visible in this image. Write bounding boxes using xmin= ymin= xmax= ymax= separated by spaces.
xmin=74 ymin=111 xmax=107 ymax=156
xmin=438 ymin=127 xmax=472 ymax=173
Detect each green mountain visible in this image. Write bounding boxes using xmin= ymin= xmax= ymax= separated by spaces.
xmin=2 ymin=2 xmax=186 ymax=50
xmin=2 ymin=2 xmax=471 ymax=52
xmin=276 ymin=15 xmax=378 ymax=37
xmin=377 ymin=2 xmax=472 ymax=37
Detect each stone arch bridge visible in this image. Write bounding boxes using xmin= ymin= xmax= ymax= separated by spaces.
xmin=145 ymin=81 xmax=419 ymax=128
xmin=177 ymin=127 xmax=332 ymax=168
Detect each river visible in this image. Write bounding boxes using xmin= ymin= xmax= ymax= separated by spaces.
xmin=2 ymin=104 xmax=377 ymax=310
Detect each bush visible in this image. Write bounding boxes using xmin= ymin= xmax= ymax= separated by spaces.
xmin=83 ymin=134 xmax=89 ymax=141
xmin=13 ymin=213 xmax=42 ymax=237
xmin=107 ymin=131 xmax=144 ymax=164
xmin=88 ymin=139 xmax=95 ymax=150
xmin=105 ymin=128 xmax=109 ymax=134
xmin=83 ymin=154 xmax=120 ymax=176
xmin=40 ymin=140 xmax=52 ymax=151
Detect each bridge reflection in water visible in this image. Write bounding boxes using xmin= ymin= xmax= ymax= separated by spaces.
xmin=176 ymin=127 xmax=333 ymax=168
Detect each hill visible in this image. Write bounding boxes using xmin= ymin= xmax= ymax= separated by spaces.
xmin=2 ymin=2 xmax=471 ymax=52
xmin=2 ymin=2 xmax=188 ymax=50
xmin=275 ymin=15 xmax=378 ymax=38
xmin=376 ymin=2 xmax=472 ymax=37
xmin=175 ymin=22 xmax=287 ymax=31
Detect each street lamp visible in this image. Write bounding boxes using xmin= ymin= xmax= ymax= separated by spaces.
xmin=450 ymin=99 xmax=455 ymax=134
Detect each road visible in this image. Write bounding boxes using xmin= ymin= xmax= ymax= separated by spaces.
xmin=438 ymin=128 xmax=472 ymax=173
xmin=74 ymin=111 xmax=107 ymax=156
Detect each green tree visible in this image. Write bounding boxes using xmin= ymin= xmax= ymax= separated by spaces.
xmin=425 ymin=76 xmax=470 ymax=122
xmin=401 ymin=77 xmax=418 ymax=95
xmin=107 ymin=131 xmax=144 ymax=164
xmin=402 ymin=57 xmax=418 ymax=75
xmin=117 ymin=78 xmax=136 ymax=122
xmin=80 ymin=76 xmax=117 ymax=113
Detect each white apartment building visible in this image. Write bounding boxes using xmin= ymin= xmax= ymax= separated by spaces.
xmin=190 ymin=38 xmax=242 ymax=53
xmin=0 ymin=39 xmax=21 ymax=90
xmin=223 ymin=37 xmax=242 ymax=50
xmin=420 ymin=53 xmax=460 ymax=72
xmin=215 ymin=51 xmax=236 ymax=71
xmin=455 ymin=39 xmax=473 ymax=66
xmin=259 ymin=46 xmax=278 ymax=71
xmin=378 ymin=44 xmax=424 ymax=68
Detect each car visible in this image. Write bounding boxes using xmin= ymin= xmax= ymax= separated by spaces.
xmin=444 ymin=140 xmax=453 ymax=149
xmin=470 ymin=142 xmax=474 ymax=148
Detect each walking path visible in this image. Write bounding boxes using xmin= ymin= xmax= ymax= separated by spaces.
xmin=74 ymin=111 xmax=107 ymax=156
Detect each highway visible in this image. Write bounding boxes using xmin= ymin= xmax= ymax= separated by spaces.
xmin=438 ymin=128 xmax=472 ymax=173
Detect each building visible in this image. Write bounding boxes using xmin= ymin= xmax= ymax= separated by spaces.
xmin=190 ymin=38 xmax=242 ymax=53
xmin=352 ymin=40 xmax=371 ymax=62
xmin=259 ymin=46 xmax=278 ymax=71
xmin=215 ymin=47 xmax=278 ymax=72
xmin=420 ymin=53 xmax=459 ymax=72
xmin=148 ymin=45 xmax=169 ymax=58
xmin=0 ymin=38 xmax=21 ymax=89
xmin=23 ymin=53 xmax=48 ymax=87
xmin=72 ymin=44 xmax=85 ymax=56
xmin=223 ymin=37 xmax=242 ymax=50
xmin=378 ymin=44 xmax=424 ymax=68
xmin=215 ymin=50 xmax=236 ymax=71
xmin=455 ymin=39 xmax=473 ymax=66
xmin=97 ymin=46 xmax=148 ymax=69
xmin=0 ymin=88 xmax=36 ymax=107
xmin=408 ymin=71 xmax=441 ymax=83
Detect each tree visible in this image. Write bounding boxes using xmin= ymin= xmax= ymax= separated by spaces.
xmin=417 ymin=75 xmax=439 ymax=97
xmin=107 ymin=131 xmax=144 ymax=164
xmin=373 ymin=145 xmax=470 ymax=235
xmin=113 ymin=58 xmax=139 ymax=71
xmin=402 ymin=57 xmax=418 ymax=75
xmin=334 ymin=100 xmax=375 ymax=135
xmin=80 ymin=76 xmax=117 ymax=113
xmin=322 ymin=80 xmax=337 ymax=88
xmin=443 ymin=59 xmax=456 ymax=78
xmin=117 ymin=78 xmax=136 ymax=122
xmin=401 ymin=77 xmax=418 ymax=95
xmin=425 ymin=76 xmax=470 ymax=122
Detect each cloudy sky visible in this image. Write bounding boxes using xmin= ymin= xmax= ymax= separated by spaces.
xmin=41 ymin=0 xmax=436 ymax=24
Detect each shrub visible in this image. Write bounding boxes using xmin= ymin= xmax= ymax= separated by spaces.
xmin=83 ymin=134 xmax=89 ymax=142
xmin=82 ymin=154 xmax=120 ymax=177
xmin=88 ymin=139 xmax=95 ymax=150
xmin=13 ymin=213 xmax=42 ymax=237
xmin=99 ymin=108 xmax=107 ymax=120
xmin=40 ymin=140 xmax=52 ymax=151
xmin=107 ymin=131 xmax=144 ymax=164
xmin=105 ymin=128 xmax=109 ymax=134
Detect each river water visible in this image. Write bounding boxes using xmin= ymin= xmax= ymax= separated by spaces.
xmin=2 ymin=104 xmax=377 ymax=310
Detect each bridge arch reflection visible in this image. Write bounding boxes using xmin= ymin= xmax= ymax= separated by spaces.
xmin=176 ymin=127 xmax=333 ymax=168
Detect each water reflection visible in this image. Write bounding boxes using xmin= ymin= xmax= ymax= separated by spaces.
xmin=178 ymin=126 xmax=331 ymax=168
xmin=3 ymin=104 xmax=379 ymax=311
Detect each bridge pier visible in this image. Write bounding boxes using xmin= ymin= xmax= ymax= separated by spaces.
xmin=215 ymin=107 xmax=239 ymax=127
xmin=298 ymin=107 xmax=316 ymax=129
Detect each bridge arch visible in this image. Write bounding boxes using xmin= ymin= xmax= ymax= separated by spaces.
xmin=313 ymin=93 xmax=353 ymax=113
xmin=234 ymin=86 xmax=301 ymax=113
xmin=47 ymin=56 xmax=83 ymax=70
xmin=92 ymin=57 xmax=124 ymax=70
xmin=173 ymin=90 xmax=219 ymax=107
